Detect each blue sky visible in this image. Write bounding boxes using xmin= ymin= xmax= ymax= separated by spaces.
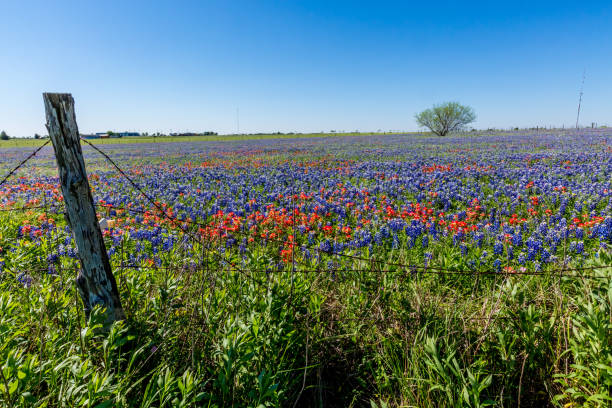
xmin=1 ymin=1 xmax=611 ymax=136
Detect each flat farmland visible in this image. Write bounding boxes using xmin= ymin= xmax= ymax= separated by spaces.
xmin=0 ymin=130 xmax=610 ymax=407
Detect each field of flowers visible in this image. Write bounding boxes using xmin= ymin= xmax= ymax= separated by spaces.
xmin=0 ymin=130 xmax=610 ymax=407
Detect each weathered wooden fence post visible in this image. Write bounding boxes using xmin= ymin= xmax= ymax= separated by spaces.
xmin=43 ymin=93 xmax=125 ymax=323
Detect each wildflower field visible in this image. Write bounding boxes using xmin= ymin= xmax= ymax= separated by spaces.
xmin=0 ymin=130 xmax=610 ymax=407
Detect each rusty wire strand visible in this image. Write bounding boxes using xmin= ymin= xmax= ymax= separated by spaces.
xmin=93 ymin=202 xmax=612 ymax=278
xmin=1 ymin=138 xmax=609 ymax=282
xmin=0 ymin=140 xmax=50 ymax=188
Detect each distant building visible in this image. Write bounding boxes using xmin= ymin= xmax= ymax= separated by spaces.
xmin=169 ymin=131 xmax=217 ymax=137
xmin=91 ymin=131 xmax=140 ymax=138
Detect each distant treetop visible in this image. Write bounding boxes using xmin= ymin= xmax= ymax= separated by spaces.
xmin=415 ymin=102 xmax=476 ymax=136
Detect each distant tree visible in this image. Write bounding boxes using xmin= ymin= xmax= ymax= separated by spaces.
xmin=107 ymin=130 xmax=115 ymax=136
xmin=34 ymin=133 xmax=41 ymax=139
xmin=415 ymin=102 xmax=476 ymax=136
xmin=0 ymin=131 xmax=9 ymax=140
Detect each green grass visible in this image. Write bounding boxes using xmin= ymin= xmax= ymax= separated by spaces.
xmin=0 ymin=132 xmax=413 ymax=148
xmin=1 ymin=204 xmax=610 ymax=407
xmin=1 ymin=131 xmax=611 ymax=406
xmin=0 ymin=129 xmax=590 ymax=149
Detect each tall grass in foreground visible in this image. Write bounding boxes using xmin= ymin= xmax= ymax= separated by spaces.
xmin=0 ymin=246 xmax=609 ymax=407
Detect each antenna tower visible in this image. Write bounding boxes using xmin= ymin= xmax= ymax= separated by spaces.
xmin=575 ymin=70 xmax=585 ymax=128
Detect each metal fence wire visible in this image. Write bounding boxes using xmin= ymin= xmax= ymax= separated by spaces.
xmin=1 ymin=137 xmax=611 ymax=405
xmin=1 ymin=139 xmax=611 ymax=285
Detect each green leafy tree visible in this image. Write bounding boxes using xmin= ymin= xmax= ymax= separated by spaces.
xmin=0 ymin=131 xmax=9 ymax=140
xmin=415 ymin=102 xmax=476 ymax=136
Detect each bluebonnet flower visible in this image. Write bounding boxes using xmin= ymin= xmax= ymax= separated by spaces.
xmin=429 ymin=222 xmax=437 ymax=239
xmin=388 ymin=219 xmax=405 ymax=232
xmin=493 ymin=241 xmax=503 ymax=255
xmin=474 ymin=232 xmax=484 ymax=248
xmin=537 ymin=222 xmax=548 ymax=236
xmin=392 ymin=235 xmax=399 ymax=249
xmin=373 ymin=232 xmax=383 ymax=245
xmin=17 ymin=273 xmax=32 ymax=288
xmin=225 ymin=237 xmax=236 ymax=248
xmin=319 ymin=240 xmax=332 ymax=254
xmin=512 ymin=231 xmax=522 ymax=247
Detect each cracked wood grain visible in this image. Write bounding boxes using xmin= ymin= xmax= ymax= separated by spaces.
xmin=43 ymin=93 xmax=125 ymax=323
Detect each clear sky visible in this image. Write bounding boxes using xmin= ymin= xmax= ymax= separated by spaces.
xmin=1 ymin=1 xmax=611 ymax=136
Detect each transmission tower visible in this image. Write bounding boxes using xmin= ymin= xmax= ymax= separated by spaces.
xmin=575 ymin=69 xmax=585 ymax=129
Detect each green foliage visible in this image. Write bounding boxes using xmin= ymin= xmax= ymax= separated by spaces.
xmin=0 ymin=131 xmax=414 ymax=149
xmin=0 ymin=209 xmax=609 ymax=406
xmin=416 ymin=102 xmax=476 ymax=136
xmin=0 ymin=131 xmax=9 ymax=140
xmin=422 ymin=336 xmax=494 ymax=407
xmin=554 ymin=250 xmax=612 ymax=408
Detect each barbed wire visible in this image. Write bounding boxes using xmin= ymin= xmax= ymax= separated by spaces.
xmin=2 ymin=191 xmax=610 ymax=279
xmin=1 ymin=193 xmax=609 ymax=279
xmin=91 ymin=201 xmax=612 ymax=279
xmin=0 ymin=258 xmax=583 ymax=325
xmin=1 ymin=134 xmax=602 ymax=399
xmin=0 ymin=140 xmax=50 ymax=188
xmin=0 ymin=266 xmax=538 ymax=327
xmin=1 ymin=138 xmax=610 ymax=283
xmin=5 ymin=247 xmax=610 ymax=278
xmin=9 ymin=257 xmax=611 ymax=280
xmin=81 ymin=137 xmax=272 ymax=290
xmin=0 ymin=204 xmax=64 ymax=212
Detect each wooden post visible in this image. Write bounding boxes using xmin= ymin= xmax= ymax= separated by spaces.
xmin=43 ymin=93 xmax=125 ymax=323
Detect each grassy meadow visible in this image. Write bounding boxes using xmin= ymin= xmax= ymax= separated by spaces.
xmin=0 ymin=131 xmax=610 ymax=407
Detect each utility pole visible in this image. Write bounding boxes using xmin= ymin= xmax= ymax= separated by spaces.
xmin=43 ymin=93 xmax=125 ymax=324
xmin=576 ymin=69 xmax=585 ymax=129
xmin=236 ymin=108 xmax=240 ymax=134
